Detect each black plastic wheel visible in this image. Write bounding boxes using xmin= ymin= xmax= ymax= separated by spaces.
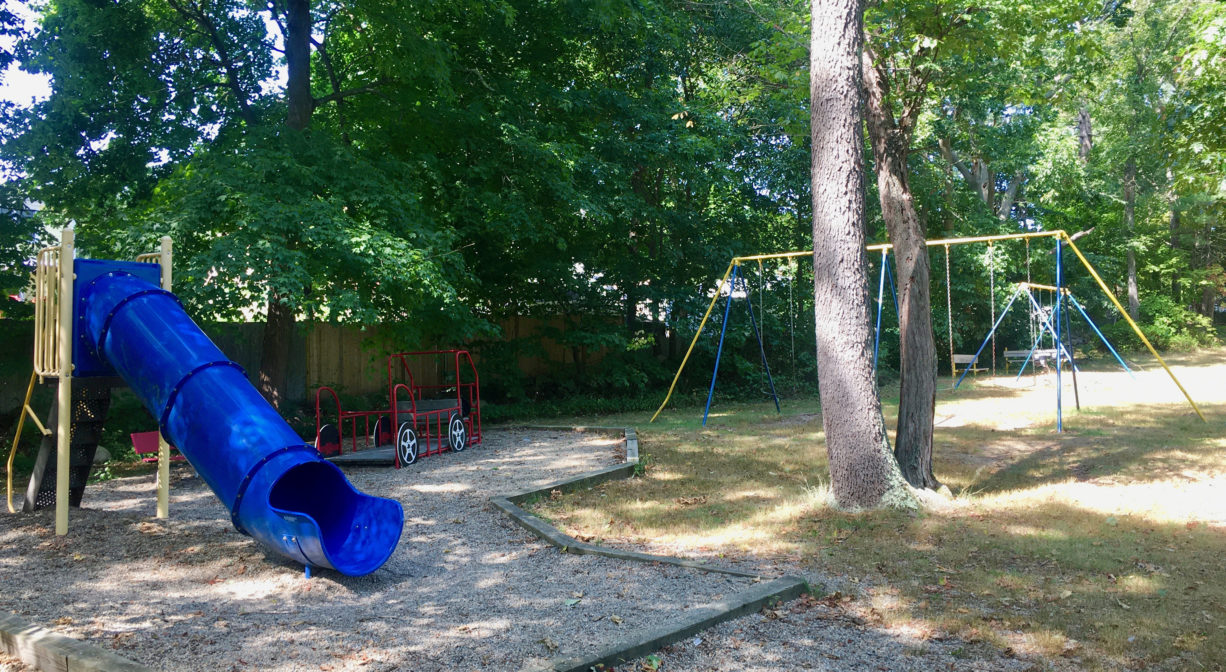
xmin=372 ymin=417 xmax=393 ymax=447
xmin=316 ymin=423 xmax=341 ymax=457
xmin=448 ymin=412 xmax=467 ymax=452
xmin=397 ymin=422 xmax=419 ymax=466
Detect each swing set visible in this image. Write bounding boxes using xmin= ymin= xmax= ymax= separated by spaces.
xmin=651 ymin=230 xmax=1206 ymax=431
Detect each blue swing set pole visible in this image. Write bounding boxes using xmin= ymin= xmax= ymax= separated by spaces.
xmin=1068 ymin=295 xmax=1136 ymax=379
xmin=1016 ymin=289 xmax=1079 ymax=379
xmin=1014 ymin=304 xmax=1048 ymax=381
xmin=1055 ymin=238 xmax=1063 ymax=432
xmin=873 ymin=252 xmax=900 ymax=375
xmin=703 ymin=263 xmax=740 ymax=427
xmin=954 ymin=285 xmax=1024 ymax=389
xmin=743 ymin=274 xmax=781 ymax=414
xmin=874 ymin=250 xmax=887 ymax=372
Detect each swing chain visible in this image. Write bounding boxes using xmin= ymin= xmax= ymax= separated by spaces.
xmin=988 ymin=241 xmax=996 ymax=375
xmin=945 ymin=244 xmax=954 ymax=378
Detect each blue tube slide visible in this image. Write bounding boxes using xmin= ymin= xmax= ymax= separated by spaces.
xmin=78 ymin=269 xmax=403 ymax=576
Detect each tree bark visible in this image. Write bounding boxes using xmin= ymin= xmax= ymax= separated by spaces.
xmin=1124 ymin=157 xmax=1140 ymax=320
xmin=810 ymin=0 xmax=912 ymax=510
xmin=997 ymin=171 xmax=1024 ymax=220
xmin=937 ymin=138 xmax=1021 ymax=220
xmin=861 ymin=46 xmax=939 ymax=491
xmin=285 ymin=0 xmax=313 ymax=130
xmin=259 ymin=295 xmax=294 ymax=409
xmin=258 ymin=0 xmax=312 ymax=408
xmin=1077 ymin=106 xmax=1093 ymax=163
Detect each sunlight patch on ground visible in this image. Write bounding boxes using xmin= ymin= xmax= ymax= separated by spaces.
xmin=981 ymin=475 xmax=1226 ymax=525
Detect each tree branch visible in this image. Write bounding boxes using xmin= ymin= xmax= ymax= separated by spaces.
xmin=1049 ymin=227 xmax=1095 ymax=253
xmin=165 ymin=0 xmax=256 ymax=124
xmin=997 ymin=170 xmax=1025 ymax=219
xmin=937 ymin=138 xmax=975 ymax=184
xmin=312 ymin=82 xmax=384 ymax=108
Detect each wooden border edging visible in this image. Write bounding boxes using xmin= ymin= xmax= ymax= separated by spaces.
xmin=496 ymin=425 xmax=812 ymax=671
xmin=0 ymin=612 xmax=149 ymax=672
xmin=541 ymin=575 xmax=808 ymax=672
xmin=495 ymin=427 xmax=757 ymax=578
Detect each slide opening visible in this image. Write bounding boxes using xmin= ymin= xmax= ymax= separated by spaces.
xmin=268 ymin=461 xmax=357 ymax=556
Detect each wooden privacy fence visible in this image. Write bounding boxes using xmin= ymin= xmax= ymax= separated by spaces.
xmin=301 ymin=317 xmax=597 ymax=399
xmin=0 ymin=316 xmax=601 ymax=410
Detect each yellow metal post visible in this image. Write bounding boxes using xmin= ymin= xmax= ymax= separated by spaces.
xmin=157 ymin=236 xmax=172 ymax=519
xmin=866 ymin=230 xmax=1064 ymax=252
xmin=7 ymin=373 xmax=39 ymax=513
xmin=55 ymin=229 xmax=74 ymax=536
xmin=650 ymin=260 xmax=736 ymax=422
xmin=1060 ymin=232 xmax=1207 ymax=422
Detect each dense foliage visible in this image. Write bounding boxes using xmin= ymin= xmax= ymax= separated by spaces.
xmin=1 ymin=0 xmax=1222 ymax=405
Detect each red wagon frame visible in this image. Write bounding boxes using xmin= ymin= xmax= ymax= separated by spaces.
xmin=314 ymin=350 xmax=482 ymax=467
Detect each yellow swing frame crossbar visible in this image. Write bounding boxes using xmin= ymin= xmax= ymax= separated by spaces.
xmin=1018 ymin=282 xmax=1070 ymax=295
xmin=650 ymin=230 xmax=1206 ymax=423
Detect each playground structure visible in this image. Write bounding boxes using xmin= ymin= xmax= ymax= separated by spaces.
xmin=652 ymin=230 xmax=1207 ymax=431
xmin=314 ymin=350 xmax=483 ymax=467
xmin=952 ymin=281 xmax=1137 ymax=391
xmin=5 ymin=231 xmax=403 ymax=576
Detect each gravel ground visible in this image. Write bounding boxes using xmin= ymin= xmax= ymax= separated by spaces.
xmin=620 ymin=592 xmax=1052 ymax=672
xmin=0 ymin=429 xmax=755 ymax=671
xmin=2 ymin=427 xmax=1062 ymax=672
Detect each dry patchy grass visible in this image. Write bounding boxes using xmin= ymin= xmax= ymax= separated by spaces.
xmin=532 ymin=349 xmax=1226 ymax=670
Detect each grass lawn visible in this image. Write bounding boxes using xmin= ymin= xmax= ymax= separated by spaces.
xmin=529 ymin=349 xmax=1226 ymax=671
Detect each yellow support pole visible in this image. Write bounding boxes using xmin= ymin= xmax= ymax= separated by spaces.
xmin=1060 ymin=232 xmax=1206 ymax=422
xmin=730 ymin=230 xmax=1064 ymax=264
xmin=1018 ymin=282 xmax=1069 ymax=294
xmin=7 ymin=373 xmax=42 ymax=513
xmin=55 ymin=229 xmax=75 ymax=536
xmin=732 ymin=251 xmax=816 ymax=264
xmin=649 ymin=260 xmax=737 ymax=423
xmin=156 ymin=236 xmax=172 ymax=519
xmin=866 ymin=230 xmax=1064 ymax=252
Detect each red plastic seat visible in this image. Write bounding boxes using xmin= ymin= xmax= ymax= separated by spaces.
xmin=130 ymin=431 xmax=185 ymax=463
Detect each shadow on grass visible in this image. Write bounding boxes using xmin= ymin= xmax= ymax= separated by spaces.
xmin=798 ymin=500 xmax=1226 ymax=671
xmin=969 ymin=403 xmax=1226 ymax=494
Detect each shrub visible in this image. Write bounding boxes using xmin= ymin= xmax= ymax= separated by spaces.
xmin=1103 ymin=295 xmax=1217 ymax=352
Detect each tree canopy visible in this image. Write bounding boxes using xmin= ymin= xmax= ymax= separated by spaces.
xmin=1 ymin=0 xmax=1222 ymax=402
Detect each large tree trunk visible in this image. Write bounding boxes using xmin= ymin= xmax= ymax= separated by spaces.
xmin=285 ymin=0 xmax=313 ymax=130
xmin=861 ymin=47 xmax=939 ymax=491
xmin=258 ymin=0 xmax=312 ymax=408
xmin=259 ymin=295 xmax=295 ymax=409
xmin=1124 ymin=158 xmax=1140 ymax=320
xmin=810 ymin=0 xmax=912 ymax=510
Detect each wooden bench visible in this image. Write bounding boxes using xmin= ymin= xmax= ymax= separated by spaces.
xmin=130 ymin=431 xmax=185 ymax=463
xmin=952 ymin=354 xmax=986 ymax=376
